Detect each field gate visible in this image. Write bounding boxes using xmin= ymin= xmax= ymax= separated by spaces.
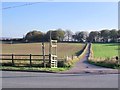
xmin=49 ymin=40 xmax=57 ymax=68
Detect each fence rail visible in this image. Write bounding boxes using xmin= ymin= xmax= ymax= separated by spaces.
xmin=0 ymin=54 xmax=49 ymax=56
xmin=0 ymin=54 xmax=50 ymax=67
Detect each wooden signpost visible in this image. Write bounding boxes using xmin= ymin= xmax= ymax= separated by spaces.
xmin=49 ymin=40 xmax=57 ymax=68
xmin=49 ymin=31 xmax=58 ymax=68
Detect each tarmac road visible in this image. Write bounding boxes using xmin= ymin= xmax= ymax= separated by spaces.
xmin=2 ymin=71 xmax=119 ymax=88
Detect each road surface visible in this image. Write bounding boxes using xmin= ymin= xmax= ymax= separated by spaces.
xmin=2 ymin=71 xmax=118 ymax=88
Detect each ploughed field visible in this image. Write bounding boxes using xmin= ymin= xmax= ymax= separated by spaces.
xmin=1 ymin=43 xmax=85 ymax=59
xmin=92 ymin=43 xmax=118 ymax=58
xmin=1 ymin=42 xmax=85 ymax=67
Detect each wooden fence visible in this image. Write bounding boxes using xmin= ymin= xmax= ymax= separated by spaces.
xmin=0 ymin=54 xmax=50 ymax=67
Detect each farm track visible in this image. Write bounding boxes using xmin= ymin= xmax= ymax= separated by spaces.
xmin=60 ymin=43 xmax=118 ymax=74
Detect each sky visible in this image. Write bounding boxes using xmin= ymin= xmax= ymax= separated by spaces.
xmin=2 ymin=2 xmax=118 ymax=38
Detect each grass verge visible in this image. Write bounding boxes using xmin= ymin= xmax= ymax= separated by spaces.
xmin=88 ymin=60 xmax=120 ymax=69
xmin=0 ymin=66 xmax=69 ymax=72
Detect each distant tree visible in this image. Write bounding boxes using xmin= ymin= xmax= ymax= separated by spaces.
xmin=56 ymin=29 xmax=65 ymax=41
xmin=109 ymin=29 xmax=118 ymax=42
xmin=88 ymin=31 xmax=100 ymax=42
xmin=117 ymin=29 xmax=120 ymax=42
xmin=25 ymin=30 xmax=44 ymax=42
xmin=118 ymin=29 xmax=120 ymax=38
xmin=45 ymin=30 xmax=53 ymax=41
xmin=100 ymin=30 xmax=110 ymax=42
xmin=65 ymin=30 xmax=73 ymax=41
xmin=45 ymin=29 xmax=65 ymax=41
xmin=75 ymin=31 xmax=88 ymax=42
xmin=73 ymin=32 xmax=79 ymax=42
xmin=72 ymin=32 xmax=79 ymax=42
xmin=24 ymin=28 xmax=119 ymax=43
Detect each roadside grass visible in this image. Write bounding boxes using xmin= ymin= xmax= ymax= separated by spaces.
xmin=88 ymin=43 xmax=119 ymax=69
xmin=88 ymin=59 xmax=120 ymax=69
xmin=0 ymin=66 xmax=69 ymax=72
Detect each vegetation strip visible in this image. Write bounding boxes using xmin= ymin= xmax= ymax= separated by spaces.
xmin=3 ymin=29 xmax=119 ymax=43
xmin=88 ymin=43 xmax=119 ymax=69
xmin=0 ymin=66 xmax=69 ymax=72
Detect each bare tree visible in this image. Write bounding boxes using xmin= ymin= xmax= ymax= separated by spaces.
xmin=65 ymin=30 xmax=73 ymax=41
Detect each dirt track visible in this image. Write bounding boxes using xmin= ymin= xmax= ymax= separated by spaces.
xmin=60 ymin=43 xmax=118 ymax=74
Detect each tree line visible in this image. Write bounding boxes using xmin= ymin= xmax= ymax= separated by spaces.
xmin=23 ymin=29 xmax=120 ymax=43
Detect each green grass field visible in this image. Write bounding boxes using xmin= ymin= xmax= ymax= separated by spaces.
xmin=88 ymin=43 xmax=119 ymax=69
xmin=1 ymin=43 xmax=85 ymax=59
xmin=92 ymin=43 xmax=118 ymax=58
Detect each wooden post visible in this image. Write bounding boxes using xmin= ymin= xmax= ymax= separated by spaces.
xmin=49 ymin=54 xmax=51 ymax=67
xmin=42 ymin=42 xmax=45 ymax=67
xmin=12 ymin=54 xmax=14 ymax=66
xmin=30 ymin=54 xmax=32 ymax=67
xmin=72 ymin=55 xmax=73 ymax=60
